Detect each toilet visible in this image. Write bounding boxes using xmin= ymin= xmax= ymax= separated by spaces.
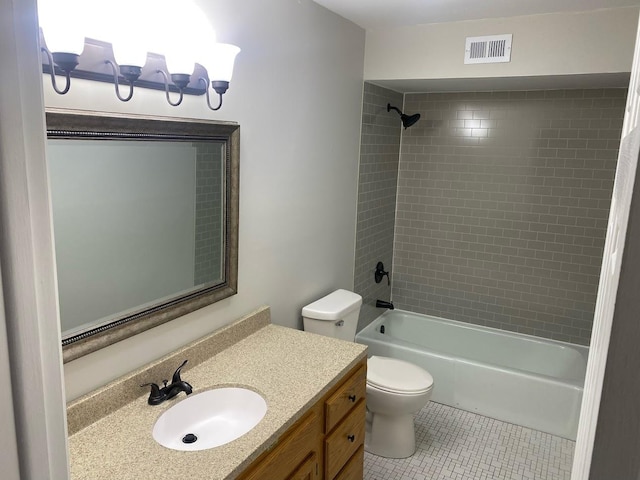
xmin=302 ymin=289 xmax=434 ymax=458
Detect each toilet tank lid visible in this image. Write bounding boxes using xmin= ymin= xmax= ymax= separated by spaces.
xmin=301 ymin=289 xmax=362 ymax=321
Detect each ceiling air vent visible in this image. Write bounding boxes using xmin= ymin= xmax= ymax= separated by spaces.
xmin=464 ymin=34 xmax=512 ymax=64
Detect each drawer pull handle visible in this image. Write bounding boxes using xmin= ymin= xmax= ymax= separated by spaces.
xmin=348 ymin=395 xmax=356 ymax=402
xmin=347 ymin=434 xmax=355 ymax=442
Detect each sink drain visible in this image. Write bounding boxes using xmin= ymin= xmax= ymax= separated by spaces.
xmin=182 ymin=433 xmax=198 ymax=444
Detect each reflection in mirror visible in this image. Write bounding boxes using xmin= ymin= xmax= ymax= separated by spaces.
xmin=46 ymin=110 xmax=239 ymax=362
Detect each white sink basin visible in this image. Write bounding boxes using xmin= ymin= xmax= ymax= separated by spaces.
xmin=152 ymin=387 xmax=267 ymax=451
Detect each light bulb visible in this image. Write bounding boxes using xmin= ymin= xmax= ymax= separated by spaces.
xmin=150 ymin=0 xmax=216 ymax=75
xmin=85 ymin=0 xmax=149 ymax=68
xmin=164 ymin=52 xmax=196 ymax=76
xmin=205 ymin=44 xmax=240 ymax=82
xmin=38 ymin=0 xmax=85 ymax=55
xmin=112 ymin=42 xmax=148 ymax=68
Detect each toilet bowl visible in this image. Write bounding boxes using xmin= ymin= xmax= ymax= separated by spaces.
xmin=302 ymin=289 xmax=434 ymax=458
xmin=365 ymin=355 xmax=433 ymax=458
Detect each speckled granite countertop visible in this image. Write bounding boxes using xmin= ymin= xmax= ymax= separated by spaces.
xmin=67 ymin=307 xmax=367 ymax=480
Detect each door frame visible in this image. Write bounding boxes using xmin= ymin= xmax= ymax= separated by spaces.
xmin=0 ymin=0 xmax=69 ymax=478
xmin=571 ymin=12 xmax=640 ymax=480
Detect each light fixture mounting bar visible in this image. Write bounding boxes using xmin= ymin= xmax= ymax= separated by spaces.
xmin=40 ymin=35 xmax=208 ymax=96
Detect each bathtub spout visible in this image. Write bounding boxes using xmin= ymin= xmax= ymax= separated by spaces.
xmin=376 ymin=299 xmax=394 ymax=310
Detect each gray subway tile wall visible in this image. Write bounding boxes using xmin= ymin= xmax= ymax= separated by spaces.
xmin=194 ymin=142 xmax=224 ymax=286
xmin=393 ymin=89 xmax=625 ymax=344
xmin=354 ymin=82 xmax=403 ymax=331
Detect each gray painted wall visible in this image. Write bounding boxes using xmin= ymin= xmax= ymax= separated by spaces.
xmin=393 ymin=89 xmax=625 ymax=344
xmin=354 ymin=82 xmax=402 ymax=331
xmin=59 ymin=0 xmax=366 ymax=400
xmin=364 ymin=9 xmax=638 ymax=84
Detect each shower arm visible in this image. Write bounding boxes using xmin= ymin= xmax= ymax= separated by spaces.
xmin=387 ymin=104 xmax=403 ymax=117
xmin=387 ymin=102 xmax=421 ymax=129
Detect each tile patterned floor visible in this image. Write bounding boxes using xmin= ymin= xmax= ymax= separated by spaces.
xmin=363 ymin=402 xmax=574 ymax=480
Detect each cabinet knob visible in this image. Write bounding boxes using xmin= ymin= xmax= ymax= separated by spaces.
xmin=348 ymin=394 xmax=356 ymax=402
xmin=347 ymin=434 xmax=355 ymax=442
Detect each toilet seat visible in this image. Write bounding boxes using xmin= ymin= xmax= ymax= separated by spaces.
xmin=367 ymin=381 xmax=433 ymax=397
xmin=367 ymin=356 xmax=433 ymax=395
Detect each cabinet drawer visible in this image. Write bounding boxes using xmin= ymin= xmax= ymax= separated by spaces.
xmin=325 ymin=400 xmax=365 ymax=479
xmin=334 ymin=445 xmax=364 ymax=480
xmin=325 ymin=365 xmax=366 ymax=433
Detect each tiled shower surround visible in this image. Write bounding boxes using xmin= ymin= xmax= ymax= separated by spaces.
xmin=354 ymin=85 xmax=626 ymax=345
xmin=354 ymin=83 xmax=403 ymax=330
xmin=394 ymin=89 xmax=625 ymax=345
xmin=194 ymin=142 xmax=223 ymax=286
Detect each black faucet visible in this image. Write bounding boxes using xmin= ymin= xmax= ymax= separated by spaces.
xmin=376 ymin=299 xmax=394 ymax=310
xmin=141 ymin=359 xmax=193 ymax=405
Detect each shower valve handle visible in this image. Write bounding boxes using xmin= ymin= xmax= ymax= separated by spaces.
xmin=374 ymin=261 xmax=390 ymax=285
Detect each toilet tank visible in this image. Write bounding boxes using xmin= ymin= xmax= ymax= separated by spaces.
xmin=302 ymin=289 xmax=362 ymax=342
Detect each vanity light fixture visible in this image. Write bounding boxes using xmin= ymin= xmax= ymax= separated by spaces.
xmin=37 ymin=0 xmax=240 ymax=110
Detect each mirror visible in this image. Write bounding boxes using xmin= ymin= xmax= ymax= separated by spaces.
xmin=45 ymin=109 xmax=239 ymax=362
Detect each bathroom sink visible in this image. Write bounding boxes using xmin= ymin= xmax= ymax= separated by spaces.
xmin=152 ymin=387 xmax=267 ymax=451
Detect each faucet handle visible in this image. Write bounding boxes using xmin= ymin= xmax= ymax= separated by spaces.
xmin=374 ymin=261 xmax=390 ymax=286
xmin=182 ymin=381 xmax=193 ymax=395
xmin=141 ymin=382 xmax=164 ymax=405
xmin=171 ymin=359 xmax=189 ymax=384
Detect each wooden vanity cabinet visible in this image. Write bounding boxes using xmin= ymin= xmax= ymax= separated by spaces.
xmin=238 ymin=359 xmax=366 ymax=480
xmin=324 ymin=363 xmax=366 ymax=479
xmin=288 ymin=452 xmax=320 ymax=480
xmin=238 ymin=404 xmax=322 ymax=480
xmin=334 ymin=446 xmax=364 ymax=480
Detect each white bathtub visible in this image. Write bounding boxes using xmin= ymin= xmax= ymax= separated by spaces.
xmin=355 ymin=310 xmax=588 ymax=440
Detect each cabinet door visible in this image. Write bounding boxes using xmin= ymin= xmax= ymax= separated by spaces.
xmin=240 ymin=408 xmax=321 ymax=480
xmin=288 ymin=452 xmax=319 ymax=480
xmin=334 ymin=446 xmax=364 ymax=480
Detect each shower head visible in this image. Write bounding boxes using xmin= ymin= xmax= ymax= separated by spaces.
xmin=401 ymin=112 xmax=421 ymax=129
xmin=387 ymin=103 xmax=421 ymax=129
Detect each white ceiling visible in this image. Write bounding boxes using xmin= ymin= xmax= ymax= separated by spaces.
xmin=313 ymin=0 xmax=640 ymax=29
